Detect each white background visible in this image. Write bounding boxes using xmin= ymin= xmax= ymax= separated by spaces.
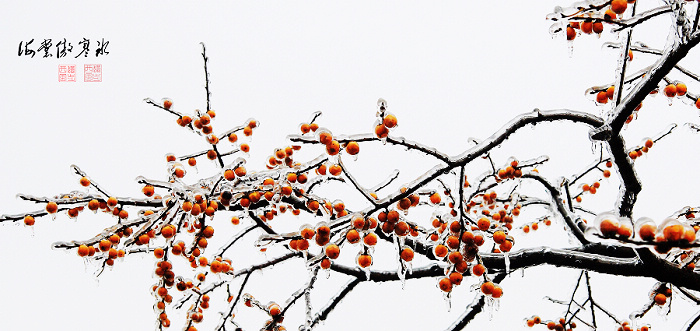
xmin=2 ymin=1 xmax=700 ymax=330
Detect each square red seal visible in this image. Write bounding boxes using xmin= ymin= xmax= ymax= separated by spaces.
xmin=58 ymin=64 xmax=76 ymax=82
xmin=84 ymin=64 xmax=102 ymax=82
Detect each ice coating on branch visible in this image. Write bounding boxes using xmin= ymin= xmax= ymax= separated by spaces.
xmin=504 ymin=252 xmax=510 ymax=275
xmin=545 ymin=6 xmax=564 ymax=21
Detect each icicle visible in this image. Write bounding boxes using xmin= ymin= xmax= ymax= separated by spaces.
xmin=486 ymin=297 xmax=495 ymax=320
xmin=398 ymin=264 xmax=406 ymax=289
xmin=443 ymin=292 xmax=452 ymax=312
xmin=504 ymin=252 xmax=510 ymax=275
xmin=567 ymin=42 xmax=574 ymax=57
xmin=363 ymin=266 xmax=371 ymax=281
xmin=406 ymin=261 xmax=413 ymax=275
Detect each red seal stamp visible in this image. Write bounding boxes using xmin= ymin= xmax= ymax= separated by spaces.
xmin=84 ymin=64 xmax=102 ymax=82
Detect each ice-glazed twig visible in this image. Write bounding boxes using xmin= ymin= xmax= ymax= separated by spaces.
xmin=610 ymin=5 xmax=673 ymax=33
xmin=369 ymin=168 xmax=400 ymax=193
xmin=445 ymin=273 xmax=507 ymax=331
xmin=308 ymin=277 xmax=361 ymax=330
xmin=683 ymin=308 xmax=700 ymax=331
xmin=216 ymin=272 xmax=252 ymax=331
xmin=288 ymin=133 xmax=450 ymax=163
xmin=282 ymin=267 xmax=318 ymax=317
xmin=214 ymin=224 xmax=258 ymax=257
xmin=336 ymin=156 xmax=375 ymax=204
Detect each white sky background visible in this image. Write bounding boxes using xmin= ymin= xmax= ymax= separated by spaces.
xmin=2 ymin=1 xmax=700 ymax=330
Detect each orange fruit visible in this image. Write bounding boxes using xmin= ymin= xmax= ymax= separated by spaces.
xmin=449 ymin=271 xmax=463 ymax=285
xmin=606 ymin=86 xmax=615 ymax=100
xmin=319 ymin=131 xmax=333 ymax=145
xmin=161 ymin=225 xmax=176 ymax=238
xmin=566 ymin=26 xmax=576 ymax=40
xmin=676 ymin=83 xmax=687 ymax=96
xmin=325 ymin=244 xmax=340 ymax=259
xmin=320 ymin=258 xmax=331 ymax=269
xmin=23 ymin=215 xmax=35 ymax=226
xmin=224 ymin=169 xmax=235 ymax=181
xmin=599 ymin=219 xmax=619 ymax=237
xmin=477 ymin=217 xmax=490 ymax=231
xmin=107 ymin=197 xmax=118 ymax=207
xmin=596 ymin=91 xmax=608 ymax=104
xmin=329 ymin=164 xmax=342 ymax=176
xmin=604 ymin=9 xmax=617 ymax=20
xmin=610 ymin=0 xmax=627 ymax=14
xmin=592 ymin=22 xmax=603 ymax=34
xmin=375 ymin=124 xmax=389 ymax=138
xmin=654 ymin=293 xmax=667 ymax=305
xmin=664 ymin=84 xmax=677 ymax=97
xmin=361 ymin=232 xmax=376 ymax=245
xmin=326 ymin=140 xmax=340 ymax=155
xmin=383 ymin=114 xmax=397 ymax=128
xmin=438 ymin=277 xmax=452 ymax=292
xmin=357 ymin=254 xmax=372 ymax=268
xmin=638 ymin=223 xmax=656 ymax=241
xmin=77 ymin=244 xmax=89 ymax=257
xmin=663 ymin=224 xmax=685 ymax=242
xmin=472 ymin=264 xmax=486 ymax=276
xmin=491 ymin=286 xmax=503 ymax=298
xmin=581 ymin=21 xmax=593 ymax=34
xmin=400 ymin=247 xmax=414 ymax=262
xmin=481 ymin=281 xmax=495 ymax=295
xmin=493 ymin=230 xmax=506 ymax=244
xmin=46 ymin=201 xmax=58 ymax=214
xmin=234 ymin=167 xmax=247 ymax=177
xmin=429 ymin=192 xmax=441 ymax=204
xmin=345 ymin=141 xmax=360 ymax=155
xmin=434 ymin=244 xmax=448 ymax=258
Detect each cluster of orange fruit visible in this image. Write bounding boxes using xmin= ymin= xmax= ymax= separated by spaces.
xmin=628 ymin=138 xmax=654 ymax=160
xmin=265 ymin=145 xmax=301 ymax=169
xmin=240 ymin=294 xmax=288 ymax=330
xmin=660 ymin=81 xmax=700 ymax=108
xmin=521 ymin=218 xmax=552 ymax=234
xmin=595 ymin=213 xmax=698 ymax=251
xmin=426 ymin=191 xmax=519 ymax=294
xmin=616 ymin=322 xmax=650 ymax=331
xmin=677 ymin=251 xmax=697 ymax=271
xmin=374 ymin=100 xmax=398 ymax=139
xmin=497 ymin=160 xmax=523 ymax=180
xmin=563 ymin=0 xmax=629 ymax=41
xmin=526 ymin=316 xmax=578 ymax=330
